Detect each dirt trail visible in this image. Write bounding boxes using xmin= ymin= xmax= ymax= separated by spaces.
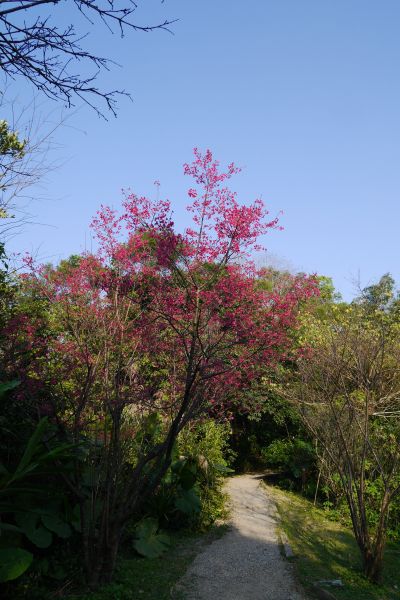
xmin=176 ymin=474 xmax=307 ymax=600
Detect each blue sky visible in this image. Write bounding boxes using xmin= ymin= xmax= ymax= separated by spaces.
xmin=6 ymin=0 xmax=400 ymax=299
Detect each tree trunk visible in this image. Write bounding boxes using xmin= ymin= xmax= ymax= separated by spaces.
xmin=362 ymin=543 xmax=385 ymax=584
xmin=361 ymin=490 xmax=391 ymax=584
xmin=84 ymin=525 xmax=122 ymax=588
xmin=100 ymin=530 xmax=121 ymax=584
xmin=81 ymin=404 xmax=187 ymax=587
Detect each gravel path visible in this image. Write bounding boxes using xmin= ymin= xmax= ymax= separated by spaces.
xmin=176 ymin=474 xmax=307 ymax=600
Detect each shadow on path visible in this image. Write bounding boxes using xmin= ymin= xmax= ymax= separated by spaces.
xmin=175 ymin=474 xmax=307 ymax=600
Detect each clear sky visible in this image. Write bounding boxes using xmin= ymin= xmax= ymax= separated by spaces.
xmin=6 ymin=0 xmax=400 ymax=300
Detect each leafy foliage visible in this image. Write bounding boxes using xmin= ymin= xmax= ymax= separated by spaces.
xmin=0 ymin=548 xmax=33 ymax=583
xmin=262 ymin=438 xmax=315 ymax=486
xmin=144 ymin=421 xmax=232 ymax=531
xmin=0 ymin=414 xmax=77 ymax=582
xmin=289 ymin=274 xmax=400 ymax=582
xmin=1 ymin=149 xmax=317 ymax=588
xmin=133 ymin=518 xmax=171 ymax=559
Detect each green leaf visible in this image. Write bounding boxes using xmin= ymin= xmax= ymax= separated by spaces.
xmin=0 ymin=380 xmax=20 ymax=398
xmin=15 ymin=511 xmax=38 ymax=537
xmin=15 ymin=512 xmax=52 ymax=548
xmin=133 ymin=518 xmax=170 ymax=558
xmin=27 ymin=526 xmax=52 ymax=549
xmin=41 ymin=514 xmax=71 ymax=539
xmin=179 ymin=463 xmax=198 ymax=491
xmin=0 ymin=523 xmax=21 ymax=533
xmin=9 ymin=463 xmax=40 ymax=484
xmin=0 ymin=485 xmax=55 ymax=498
xmin=0 ymin=547 xmax=33 ymax=582
xmin=13 ymin=418 xmax=48 ymax=478
xmin=175 ymin=488 xmax=201 ymax=516
xmin=171 ymin=457 xmax=187 ymax=474
xmin=135 ymin=517 xmax=158 ymax=539
xmin=170 ymin=457 xmax=199 ymax=490
xmin=36 ymin=443 xmax=75 ymax=463
xmin=213 ymin=464 xmax=235 ymax=474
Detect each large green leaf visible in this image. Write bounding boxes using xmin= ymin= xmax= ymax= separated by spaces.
xmin=175 ymin=488 xmax=201 ymax=516
xmin=179 ymin=463 xmax=198 ymax=491
xmin=0 ymin=547 xmax=33 ymax=582
xmin=15 ymin=512 xmax=52 ymax=548
xmin=0 ymin=380 xmax=20 ymax=399
xmin=133 ymin=518 xmax=170 ymax=558
xmin=0 ymin=523 xmax=21 ymax=533
xmin=13 ymin=418 xmax=49 ymax=478
xmin=171 ymin=457 xmax=198 ymax=490
xmin=15 ymin=511 xmax=38 ymax=537
xmin=36 ymin=443 xmax=76 ymax=464
xmin=27 ymin=526 xmax=52 ymax=549
xmin=41 ymin=514 xmax=71 ymax=539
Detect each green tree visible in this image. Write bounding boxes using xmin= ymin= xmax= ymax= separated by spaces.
xmin=290 ymin=277 xmax=400 ymax=583
xmin=0 ymin=119 xmax=26 ymax=220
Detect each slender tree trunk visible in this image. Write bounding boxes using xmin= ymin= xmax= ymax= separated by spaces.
xmin=100 ymin=528 xmax=121 ymax=584
xmin=362 ymin=541 xmax=385 ymax=584
xmin=361 ymin=493 xmax=390 ymax=583
xmin=84 ymin=521 xmax=122 ymax=588
xmin=82 ymin=448 xmax=175 ymax=587
xmin=86 ymin=545 xmax=102 ymax=589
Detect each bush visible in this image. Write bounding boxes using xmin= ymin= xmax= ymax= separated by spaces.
xmin=0 ymin=410 xmax=81 ymax=597
xmin=143 ymin=420 xmax=234 ymax=532
xmin=178 ymin=420 xmax=234 ymax=527
xmin=261 ymin=438 xmax=316 ymax=493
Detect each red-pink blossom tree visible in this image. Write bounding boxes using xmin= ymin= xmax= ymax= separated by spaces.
xmin=9 ymin=149 xmax=318 ymax=585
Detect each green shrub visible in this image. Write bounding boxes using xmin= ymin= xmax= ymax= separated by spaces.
xmin=143 ymin=420 xmax=233 ymax=532
xmin=322 ymin=475 xmax=400 ymax=542
xmin=261 ymin=438 xmax=316 ymax=493
xmin=0 ymin=393 xmax=80 ymax=586
xmin=177 ymin=420 xmax=234 ymax=528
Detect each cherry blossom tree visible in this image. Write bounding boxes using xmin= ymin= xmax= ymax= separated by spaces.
xmin=8 ymin=149 xmax=318 ymax=585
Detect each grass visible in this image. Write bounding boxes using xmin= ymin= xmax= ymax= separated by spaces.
xmin=65 ymin=524 xmax=227 ymax=600
xmin=4 ymin=525 xmax=227 ymax=600
xmin=266 ymin=484 xmax=400 ymax=600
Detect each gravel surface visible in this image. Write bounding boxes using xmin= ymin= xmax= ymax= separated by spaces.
xmin=176 ymin=474 xmax=307 ymax=600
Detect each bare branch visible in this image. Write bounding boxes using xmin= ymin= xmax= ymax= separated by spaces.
xmin=0 ymin=1 xmax=177 ymax=117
